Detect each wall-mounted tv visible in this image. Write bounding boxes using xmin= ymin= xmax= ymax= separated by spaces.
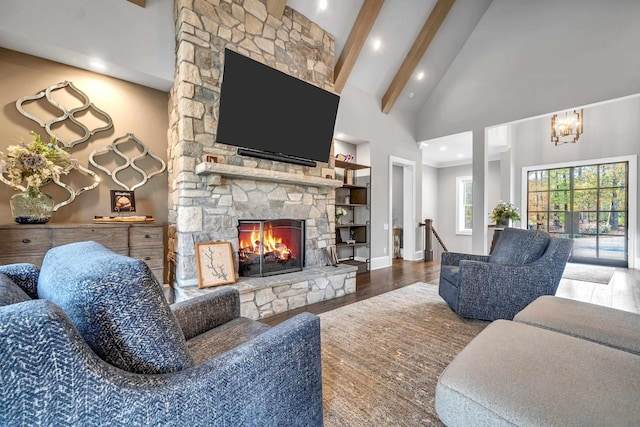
xmin=216 ymin=48 xmax=340 ymax=165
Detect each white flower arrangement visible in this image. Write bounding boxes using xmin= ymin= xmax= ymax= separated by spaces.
xmin=0 ymin=132 xmax=76 ymax=190
xmin=335 ymin=207 xmax=347 ymax=221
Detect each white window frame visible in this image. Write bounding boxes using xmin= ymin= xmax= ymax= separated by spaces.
xmin=456 ymin=175 xmax=473 ymax=235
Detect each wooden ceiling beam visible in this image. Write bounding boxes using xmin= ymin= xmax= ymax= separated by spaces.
xmin=127 ymin=0 xmax=145 ymax=7
xmin=334 ymin=0 xmax=385 ymax=93
xmin=381 ymin=0 xmax=454 ymax=114
xmin=267 ymin=0 xmax=287 ymax=19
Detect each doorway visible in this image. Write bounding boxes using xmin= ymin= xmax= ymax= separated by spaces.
xmin=389 ymin=156 xmax=417 ymax=263
xmin=527 ymin=161 xmax=629 ymax=267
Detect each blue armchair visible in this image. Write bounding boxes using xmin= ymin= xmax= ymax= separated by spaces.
xmin=0 ymin=241 xmax=323 ymax=426
xmin=439 ymin=228 xmax=573 ymax=321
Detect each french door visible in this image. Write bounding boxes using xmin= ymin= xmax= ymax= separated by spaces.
xmin=527 ymin=161 xmax=628 ymax=267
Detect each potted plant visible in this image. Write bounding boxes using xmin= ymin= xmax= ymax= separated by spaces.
xmin=490 ymin=201 xmax=521 ymax=227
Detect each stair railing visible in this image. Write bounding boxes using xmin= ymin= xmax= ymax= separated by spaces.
xmin=419 ymin=219 xmax=448 ymax=261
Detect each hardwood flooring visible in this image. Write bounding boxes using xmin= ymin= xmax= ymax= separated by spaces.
xmin=262 ymin=259 xmax=640 ymax=326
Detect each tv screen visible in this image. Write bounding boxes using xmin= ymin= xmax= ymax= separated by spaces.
xmin=216 ymin=49 xmax=340 ymax=164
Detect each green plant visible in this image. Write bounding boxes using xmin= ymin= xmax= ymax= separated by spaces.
xmin=490 ymin=201 xmax=521 ymax=222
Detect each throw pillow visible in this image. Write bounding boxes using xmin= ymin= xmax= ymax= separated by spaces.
xmin=38 ymin=241 xmax=194 ymax=374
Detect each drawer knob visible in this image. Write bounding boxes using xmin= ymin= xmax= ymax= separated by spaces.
xmin=22 ymin=239 xmax=31 ymax=244
xmin=144 ymin=234 xmax=151 ymax=238
xmin=144 ymin=256 xmax=152 ymax=261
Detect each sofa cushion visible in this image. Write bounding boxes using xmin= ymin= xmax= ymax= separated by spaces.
xmin=0 ymin=273 xmax=31 ymax=306
xmin=515 ymin=295 xmax=640 ymax=356
xmin=436 ymin=320 xmax=640 ymax=426
xmin=38 ymin=241 xmax=194 ymax=374
xmin=489 ymin=228 xmax=549 ymax=265
xmin=0 ymin=263 xmax=40 ymax=299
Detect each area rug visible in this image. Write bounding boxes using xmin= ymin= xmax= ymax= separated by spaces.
xmin=561 ymin=262 xmax=616 ymax=284
xmin=319 ymin=282 xmax=487 ymax=426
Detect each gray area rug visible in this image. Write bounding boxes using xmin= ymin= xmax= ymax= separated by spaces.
xmin=562 ymin=262 xmax=615 ymax=284
xmin=320 ymin=282 xmax=487 ymax=426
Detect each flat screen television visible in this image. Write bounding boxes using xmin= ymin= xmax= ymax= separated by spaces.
xmin=216 ymin=48 xmax=340 ymax=165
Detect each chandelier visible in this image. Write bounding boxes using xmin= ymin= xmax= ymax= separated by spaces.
xmin=551 ymin=109 xmax=583 ymax=145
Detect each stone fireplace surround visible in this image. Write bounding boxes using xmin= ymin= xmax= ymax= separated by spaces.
xmin=169 ymin=0 xmax=357 ymax=319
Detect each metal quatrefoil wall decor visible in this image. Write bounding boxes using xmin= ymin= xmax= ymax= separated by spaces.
xmin=89 ymin=133 xmax=167 ymax=191
xmin=15 ymin=80 xmax=113 ymax=148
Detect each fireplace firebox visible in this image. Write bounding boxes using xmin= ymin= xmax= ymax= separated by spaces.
xmin=238 ymin=219 xmax=304 ymax=277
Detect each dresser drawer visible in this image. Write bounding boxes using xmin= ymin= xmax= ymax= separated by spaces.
xmin=52 ymin=226 xmax=129 ymax=251
xmin=129 ymin=247 xmax=164 ymax=269
xmin=0 ymin=228 xmax=52 ymax=256
xmin=129 ymin=225 xmax=164 ymax=248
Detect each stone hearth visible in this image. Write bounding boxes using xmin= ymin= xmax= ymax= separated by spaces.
xmin=175 ymin=264 xmax=356 ymax=320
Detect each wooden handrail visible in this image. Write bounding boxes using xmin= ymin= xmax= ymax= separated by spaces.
xmin=419 ymin=219 xmax=448 ymax=261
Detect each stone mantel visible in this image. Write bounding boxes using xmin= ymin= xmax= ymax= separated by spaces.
xmin=195 ymin=162 xmax=343 ymax=189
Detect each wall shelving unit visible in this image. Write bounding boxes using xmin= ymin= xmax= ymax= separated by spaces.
xmin=335 ymin=160 xmax=370 ymax=274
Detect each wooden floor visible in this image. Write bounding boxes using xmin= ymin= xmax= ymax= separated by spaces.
xmin=262 ymin=259 xmax=640 ymax=326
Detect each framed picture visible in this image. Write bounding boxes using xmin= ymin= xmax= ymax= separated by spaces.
xmin=195 ymin=241 xmax=236 ymax=288
xmin=111 ymin=190 xmax=136 ymax=212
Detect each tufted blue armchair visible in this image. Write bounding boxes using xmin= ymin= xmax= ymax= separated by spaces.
xmin=439 ymin=227 xmax=573 ymax=321
xmin=0 ymin=241 xmax=322 ymax=426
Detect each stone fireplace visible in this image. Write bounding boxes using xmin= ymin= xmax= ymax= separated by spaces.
xmin=168 ymin=0 xmax=357 ymax=319
xmin=238 ymin=219 xmax=304 ymax=277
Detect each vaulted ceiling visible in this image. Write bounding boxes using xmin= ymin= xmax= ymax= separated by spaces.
xmin=0 ymin=0 xmax=496 ymax=164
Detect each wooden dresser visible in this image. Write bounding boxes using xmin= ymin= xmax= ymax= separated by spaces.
xmin=0 ymin=223 xmax=166 ymax=283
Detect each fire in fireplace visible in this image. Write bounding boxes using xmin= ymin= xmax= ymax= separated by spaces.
xmin=238 ymin=219 xmax=304 ymax=277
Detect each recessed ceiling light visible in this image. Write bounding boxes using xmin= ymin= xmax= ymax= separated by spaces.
xmin=417 ymin=71 xmax=425 ymax=81
xmin=90 ymin=59 xmax=106 ymax=70
xmin=318 ymin=0 xmax=328 ymax=11
xmin=457 ymin=153 xmax=464 ymax=158
xmin=372 ymin=39 xmax=382 ymax=51
xmin=408 ymin=92 xmax=415 ymax=99
xmin=440 ymin=146 xmax=447 ymax=151
xmin=335 ymin=132 xmax=345 ymax=139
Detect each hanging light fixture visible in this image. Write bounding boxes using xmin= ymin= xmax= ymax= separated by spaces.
xmin=551 ymin=109 xmax=583 ymax=145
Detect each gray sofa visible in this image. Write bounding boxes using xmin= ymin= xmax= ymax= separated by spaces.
xmin=0 ymin=241 xmax=323 ymax=426
xmin=435 ymin=295 xmax=640 ymax=426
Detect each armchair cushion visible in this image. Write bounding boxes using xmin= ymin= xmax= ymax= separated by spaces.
xmin=489 ymin=228 xmax=549 ymax=265
xmin=0 ymin=263 xmax=40 ymax=299
xmin=440 ymin=265 xmax=460 ymax=285
xmin=37 ymin=241 xmax=194 ymax=374
xmin=0 ymin=274 xmax=31 ymax=307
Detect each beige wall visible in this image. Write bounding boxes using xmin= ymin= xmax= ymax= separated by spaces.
xmin=0 ymin=48 xmax=169 ymax=224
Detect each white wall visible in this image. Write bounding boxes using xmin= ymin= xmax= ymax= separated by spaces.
xmin=509 ymin=95 xmax=640 ymax=266
xmin=416 ymin=0 xmax=640 ymax=141
xmin=335 ymin=84 xmax=423 ymax=266
xmin=0 ymin=0 xmax=175 ymax=91
xmin=435 ymin=161 xmax=501 ymax=254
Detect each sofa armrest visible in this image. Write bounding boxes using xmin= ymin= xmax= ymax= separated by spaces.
xmin=0 ymin=263 xmax=39 ymax=299
xmin=1 ymin=300 xmax=322 ymax=426
xmin=171 ymin=286 xmax=240 ymax=340
xmin=441 ymin=252 xmax=490 ymax=266
xmin=456 ymin=258 xmax=557 ymax=320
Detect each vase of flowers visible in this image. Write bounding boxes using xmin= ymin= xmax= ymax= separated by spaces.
xmin=1 ymin=132 xmax=75 ymax=224
xmin=335 ymin=207 xmax=348 ymax=225
xmin=490 ymin=201 xmax=521 ymax=228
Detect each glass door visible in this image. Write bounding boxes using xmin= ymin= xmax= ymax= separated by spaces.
xmin=527 ymin=161 xmax=628 ymax=267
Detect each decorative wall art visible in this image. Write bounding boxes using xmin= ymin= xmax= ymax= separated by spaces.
xmin=89 ymin=133 xmax=167 ymax=191
xmin=15 ymin=80 xmax=113 ymax=148
xmin=195 ymin=242 xmax=236 ymax=288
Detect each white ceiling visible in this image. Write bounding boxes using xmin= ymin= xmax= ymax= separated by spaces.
xmin=0 ymin=0 xmax=496 ymax=167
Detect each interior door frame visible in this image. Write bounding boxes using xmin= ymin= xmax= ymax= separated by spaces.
xmin=389 ymin=155 xmax=418 ymax=262
xmin=521 ymin=155 xmax=637 ymax=269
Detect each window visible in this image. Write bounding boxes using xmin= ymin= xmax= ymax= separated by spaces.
xmin=456 ymin=176 xmax=473 ymax=235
